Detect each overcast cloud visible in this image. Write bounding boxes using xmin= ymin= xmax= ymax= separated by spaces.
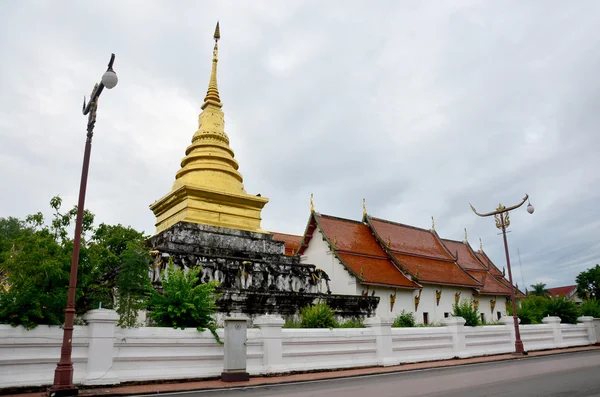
xmin=1 ymin=0 xmax=599 ymax=289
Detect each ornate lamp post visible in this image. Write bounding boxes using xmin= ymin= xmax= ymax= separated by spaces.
xmin=469 ymin=194 xmax=534 ymax=355
xmin=48 ymin=54 xmax=118 ymax=397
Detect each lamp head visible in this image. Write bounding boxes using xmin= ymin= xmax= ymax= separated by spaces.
xmin=101 ymin=70 xmax=118 ymax=89
xmin=527 ymin=203 xmax=535 ymax=214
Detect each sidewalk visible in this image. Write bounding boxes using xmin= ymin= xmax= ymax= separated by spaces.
xmin=4 ymin=345 xmax=600 ymax=397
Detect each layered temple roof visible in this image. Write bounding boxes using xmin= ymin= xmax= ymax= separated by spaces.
xmin=441 ymin=238 xmax=512 ymax=296
xmin=295 ymin=213 xmax=420 ymax=289
xmin=273 ymin=209 xmax=521 ymax=295
xmin=366 ymin=216 xmax=480 ymax=288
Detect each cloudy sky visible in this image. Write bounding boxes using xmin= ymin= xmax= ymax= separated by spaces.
xmin=1 ymin=0 xmax=599 ymax=289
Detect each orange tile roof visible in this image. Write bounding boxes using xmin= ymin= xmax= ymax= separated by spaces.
xmin=367 ymin=217 xmax=480 ymax=288
xmin=271 ymin=232 xmax=302 ymax=256
xmin=390 ymin=252 xmax=480 ymax=287
xmin=475 ymin=251 xmax=504 ymax=277
xmin=317 ymin=215 xmax=390 ymax=257
xmin=314 ymin=214 xmax=420 ymax=289
xmin=440 ymin=239 xmax=512 ymax=295
xmin=368 ymin=217 xmax=454 ymax=260
xmin=337 ymin=253 xmax=420 ymax=289
xmin=441 ymin=239 xmax=487 ymax=271
xmin=466 ymin=270 xmax=512 ymax=295
xmin=547 ymin=285 xmax=577 ymax=298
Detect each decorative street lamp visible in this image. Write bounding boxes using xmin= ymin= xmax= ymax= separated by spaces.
xmin=469 ymin=194 xmax=534 ymax=355
xmin=48 ymin=54 xmax=118 ymax=397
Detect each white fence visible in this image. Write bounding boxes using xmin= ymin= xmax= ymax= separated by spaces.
xmin=0 ymin=310 xmax=597 ymax=390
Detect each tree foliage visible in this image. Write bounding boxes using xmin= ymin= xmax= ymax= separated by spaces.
xmin=509 ymin=295 xmax=581 ymax=324
xmin=0 ymin=196 xmax=153 ymax=329
xmin=576 ymin=265 xmax=600 ymax=300
xmin=579 ymin=299 xmax=600 ymax=318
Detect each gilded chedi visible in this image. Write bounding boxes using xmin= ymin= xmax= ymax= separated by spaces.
xmin=150 ymin=23 xmax=269 ymax=234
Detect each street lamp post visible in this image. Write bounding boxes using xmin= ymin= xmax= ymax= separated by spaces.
xmin=48 ymin=54 xmax=118 ymax=397
xmin=469 ymin=194 xmax=534 ymax=355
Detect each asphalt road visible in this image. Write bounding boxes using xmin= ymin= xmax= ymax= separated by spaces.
xmin=156 ymin=350 xmax=600 ymax=397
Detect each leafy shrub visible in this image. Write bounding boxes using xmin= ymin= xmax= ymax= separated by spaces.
xmin=453 ymin=298 xmax=480 ymax=326
xmin=337 ymin=317 xmax=365 ymax=328
xmin=299 ymin=302 xmax=336 ymax=328
xmin=544 ymin=297 xmax=579 ymax=324
xmin=392 ymin=310 xmax=416 ymax=327
xmin=148 ymin=260 xmax=222 ymax=342
xmin=509 ymin=296 xmax=581 ymax=324
xmin=508 ymin=295 xmax=547 ymax=324
xmin=579 ymin=299 xmax=600 ymax=318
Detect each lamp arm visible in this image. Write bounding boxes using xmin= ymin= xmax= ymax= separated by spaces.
xmin=83 ymin=53 xmax=116 ymax=115
xmin=469 ymin=194 xmax=529 ymax=217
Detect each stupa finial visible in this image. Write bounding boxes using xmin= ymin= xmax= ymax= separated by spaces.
xmin=202 ymin=21 xmax=222 ymax=109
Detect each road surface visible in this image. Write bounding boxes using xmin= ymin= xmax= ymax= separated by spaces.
xmin=155 ymin=350 xmax=600 ymax=397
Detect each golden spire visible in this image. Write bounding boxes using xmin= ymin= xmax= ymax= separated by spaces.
xmin=310 ymin=193 xmax=315 ymax=213
xmin=202 ymin=22 xmax=222 ymax=109
xmin=431 ymin=216 xmax=435 ymax=231
xmin=150 ymin=22 xmax=270 ymax=235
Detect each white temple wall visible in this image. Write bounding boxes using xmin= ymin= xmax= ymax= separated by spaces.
xmin=300 ymin=227 xmax=357 ymax=296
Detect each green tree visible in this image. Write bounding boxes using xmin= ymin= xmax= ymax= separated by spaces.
xmin=578 ymin=299 xmax=600 ymax=318
xmin=529 ymin=283 xmax=549 ymax=297
xmin=148 ymin=260 xmax=221 ymax=342
xmin=0 ymin=196 xmax=152 ymax=328
xmin=0 ymin=224 xmax=72 ymax=329
xmin=576 ymin=265 xmax=600 ymax=300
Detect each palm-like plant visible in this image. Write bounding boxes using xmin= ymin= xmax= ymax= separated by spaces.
xmin=530 ymin=283 xmax=549 ymax=297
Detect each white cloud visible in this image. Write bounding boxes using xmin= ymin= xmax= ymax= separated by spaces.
xmin=1 ymin=0 xmax=599 ymax=288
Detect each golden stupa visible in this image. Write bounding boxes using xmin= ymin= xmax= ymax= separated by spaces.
xmin=150 ymin=22 xmax=269 ymax=235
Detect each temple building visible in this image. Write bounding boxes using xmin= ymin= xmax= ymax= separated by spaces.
xmin=147 ymin=23 xmax=378 ymax=321
xmin=148 ymin=22 xmax=522 ymax=325
xmin=273 ymin=199 xmax=522 ymax=324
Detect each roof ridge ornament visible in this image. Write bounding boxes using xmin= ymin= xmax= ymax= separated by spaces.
xmin=310 ymin=193 xmax=315 ymax=213
xmin=464 ymin=228 xmax=468 ymax=243
xmin=362 ymin=198 xmax=367 ymax=217
xmin=431 ymin=216 xmax=435 ymax=231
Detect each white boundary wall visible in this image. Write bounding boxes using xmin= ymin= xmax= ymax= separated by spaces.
xmin=0 ymin=310 xmax=596 ymax=390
